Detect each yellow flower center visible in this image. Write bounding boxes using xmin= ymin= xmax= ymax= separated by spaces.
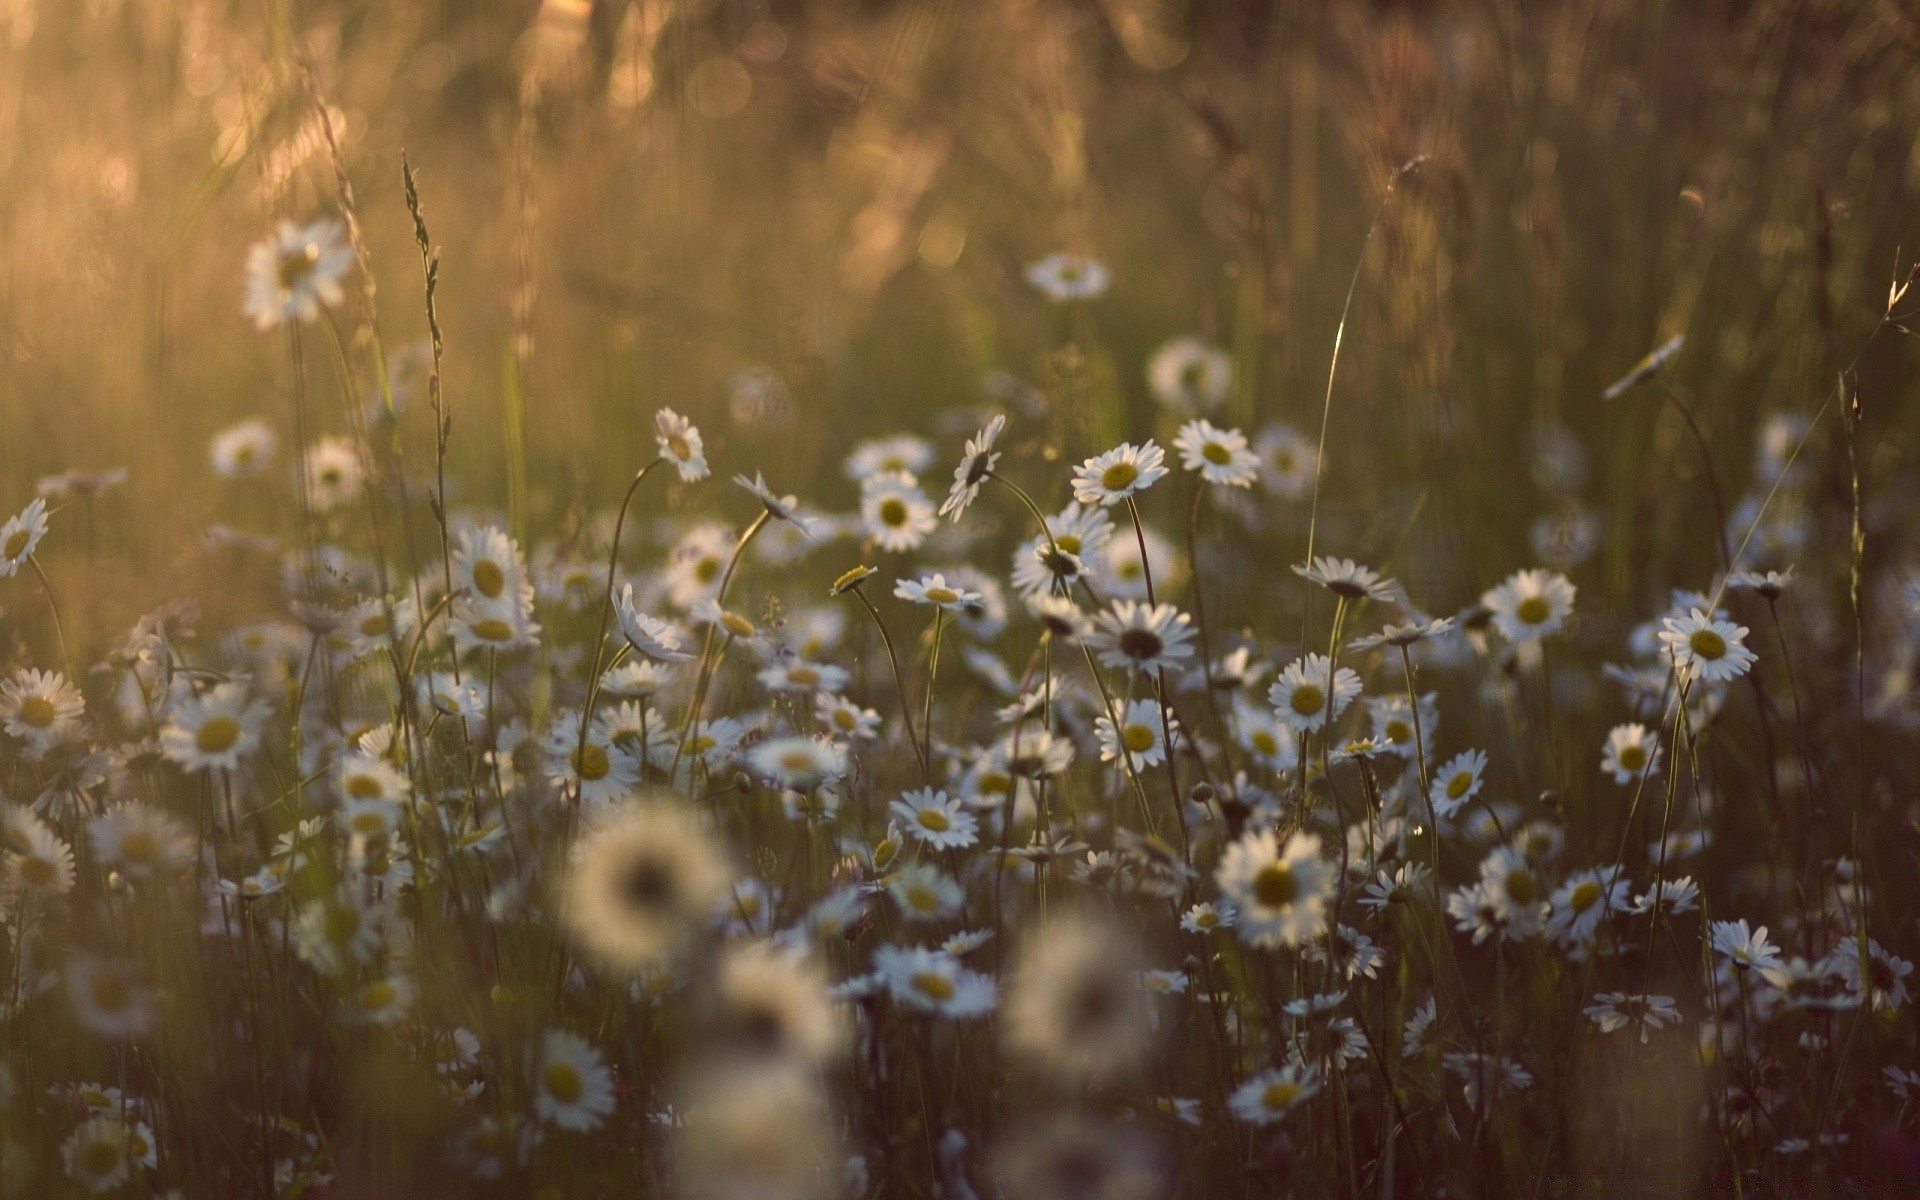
xmin=20 ymin=855 xmax=55 ymax=887
xmin=924 ymin=586 xmax=959 ymax=605
xmin=787 ymin=666 xmax=820 ymax=687
xmin=19 ymin=695 xmax=56 ymax=728
xmin=1688 ymin=629 xmax=1727 ymax=660
xmin=1446 ymin=771 xmax=1473 ymax=800
xmin=917 ymin=808 xmax=951 ymax=832
xmin=81 ymin=1137 xmax=125 ymax=1177
xmin=1289 ymin=684 xmax=1325 ymax=716
xmin=277 ymin=242 xmax=321 ymax=288
xmin=472 ymin=559 xmax=506 ymax=599
xmin=1252 ymin=863 xmax=1297 ymax=908
xmin=1057 ymin=534 xmax=1082 ymax=555
xmin=1385 ymin=719 xmax=1411 ymax=744
xmin=666 ymin=433 xmax=692 ymax=459
xmin=3 ymin=529 xmax=29 ymax=560
xmin=1122 ymin=724 xmax=1156 ymax=753
xmin=879 ymin=498 xmax=908 ymax=527
xmin=1570 ymin=880 xmax=1603 ymax=913
xmin=721 ymin=612 xmax=756 ymax=638
xmin=911 ymin=971 xmax=955 ymax=1001
xmin=119 ymin=830 xmax=159 ymax=866
xmin=1100 ymin=462 xmax=1138 ymax=491
xmin=1515 ymin=595 xmax=1552 ymax=625
xmin=1618 ymin=744 xmax=1647 ymax=771
xmin=470 ymin=618 xmax=515 ymax=643
xmin=573 ymin=744 xmax=610 ymax=781
xmin=196 ymin=715 xmax=241 ymax=754
xmin=1505 ymin=869 xmax=1538 ymax=906
xmin=359 ymin=980 xmax=399 ymax=1011
xmin=347 ymin=774 xmax=385 ymax=799
xmin=1202 ymin=441 xmax=1232 ymax=466
xmin=544 ymin=1061 xmax=583 ymax=1104
xmin=1262 ymin=1080 xmax=1302 ymax=1109
xmin=91 ymin=973 xmax=132 ymax=1012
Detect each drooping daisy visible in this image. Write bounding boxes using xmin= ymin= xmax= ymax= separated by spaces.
xmin=559 ymin=797 xmax=733 ymax=974
xmin=859 ymin=471 xmax=937 ymax=553
xmin=1350 ymin=614 xmax=1457 ymax=652
xmin=873 ymin=945 xmax=997 ymax=1017
xmin=654 ymin=407 xmax=709 ymax=482
xmin=245 ymin=218 xmax=354 ymax=328
xmin=1071 ymin=441 xmax=1168 ymax=508
xmin=1002 ymin=911 xmax=1152 ymax=1081
xmin=1658 ymin=608 xmax=1758 ymax=682
xmin=1172 ymin=419 xmax=1259 ymax=487
xmin=1582 ymin=993 xmax=1682 ymax=1043
xmin=1293 ymin=557 xmax=1400 ymax=603
xmin=533 ymin=1029 xmax=616 ymax=1132
xmin=1147 ymin=337 xmax=1233 ymax=412
xmin=938 ymin=413 xmax=1006 ymax=521
xmin=1025 ymin=252 xmax=1110 ymax=302
xmin=1216 ymin=830 xmax=1335 ymax=948
xmin=1727 ymin=566 xmax=1795 ymax=601
xmin=1600 ymin=723 xmax=1661 ymax=784
xmin=1095 ymin=698 xmax=1177 ymax=767
xmin=0 ymin=668 xmax=86 ymax=755
xmin=0 ymin=498 xmax=50 ymax=580
xmin=209 ymin=419 xmax=277 ymax=480
xmin=1229 ymin=1064 xmax=1320 ymax=1125
xmin=1086 ymin=601 xmax=1195 ymax=673
xmin=893 ymin=572 xmax=981 ymax=611
xmin=614 ymin=587 xmax=695 ymax=661
xmin=1268 ymin=654 xmax=1362 ymax=734
xmin=1711 ymin=919 xmax=1784 ymax=973
xmin=1481 ymin=569 xmax=1576 ymax=642
xmin=733 ymin=473 xmax=817 ymax=537
xmin=888 ymin=789 xmax=979 ymax=851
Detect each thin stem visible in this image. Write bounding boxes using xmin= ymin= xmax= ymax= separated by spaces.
xmin=26 ymin=555 xmax=71 ymax=678
xmin=848 ymin=588 xmax=930 ymax=781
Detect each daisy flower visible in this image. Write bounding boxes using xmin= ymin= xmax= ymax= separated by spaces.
xmin=1727 ymin=566 xmax=1794 ymax=600
xmin=1478 ymin=846 xmax=1548 ymax=938
xmin=1349 ymin=615 xmax=1457 ymax=652
xmin=1711 ymin=919 xmax=1783 ymax=973
xmin=1481 ymin=569 xmax=1576 ymax=642
xmin=733 ymin=473 xmax=816 ymax=537
xmin=654 ymin=407 xmax=709 ymax=481
xmin=1631 ymin=876 xmax=1700 ymax=917
xmin=1427 ymin=747 xmax=1488 ymax=819
xmin=614 ymin=587 xmax=695 ymax=661
xmin=1147 ymin=336 xmax=1233 ymax=411
xmin=0 ymin=499 xmax=49 ymax=578
xmin=860 ymin=471 xmax=937 ymax=552
xmin=62 ymin=1116 xmax=140 ymax=1193
xmin=5 ymin=816 xmax=75 ymax=898
xmin=0 ymin=668 xmax=85 ymax=754
xmin=67 ymin=956 xmax=157 ymax=1037
xmin=888 ymin=864 xmax=964 ymax=922
xmin=1215 ymin=830 xmax=1335 ymax=949
xmin=1072 ymin=441 xmax=1168 ymax=508
xmin=746 ymin=737 xmax=845 ymax=790
xmin=1359 ymin=863 xmax=1431 ymax=912
xmin=560 ymin=798 xmax=732 ymax=974
xmin=1086 ymin=601 xmax=1195 ymax=673
xmin=1096 ymin=698 xmax=1177 ymax=767
xmin=1229 ymin=1065 xmax=1319 ymax=1125
xmin=1002 ymin=912 xmax=1152 ymax=1081
xmin=889 ymin=789 xmax=979 ymax=851
xmin=348 ymin=974 xmax=417 ymax=1027
xmin=1658 ymin=608 xmax=1758 ymax=682
xmin=245 ymin=218 xmax=354 ymax=328
xmin=303 ymin=436 xmax=364 ymax=513
xmin=757 ymin=658 xmax=849 ymax=695
xmin=1172 ymin=419 xmax=1259 ymax=487
xmin=1830 ymin=937 xmax=1914 ymax=1013
xmin=1600 ymin=723 xmax=1661 ymax=784
xmin=1025 ymin=252 xmax=1110 ymax=302
xmin=1582 ymin=993 xmax=1682 ymax=1043
xmin=1546 ymin=867 xmax=1628 ymax=946
xmin=845 ymin=434 xmax=934 ymax=482
xmin=1030 ymin=594 xmax=1093 ymax=641
xmin=88 ymin=803 xmax=194 ymax=881
xmin=716 ymin=943 xmax=847 ymax=1064
xmin=1293 ymin=557 xmax=1399 ymax=603
xmin=938 ymin=413 xmax=1006 ymax=521
xmin=544 ymin=721 xmax=640 ymax=807
xmin=815 ymin=694 xmax=881 ymax=740
xmin=1181 ymin=901 xmax=1236 ymax=933
xmin=1268 ymin=654 xmax=1362 ymax=733
xmin=1254 ymin=423 xmax=1317 ymax=499
xmin=159 ymin=683 xmax=268 ymax=774
xmin=873 ymin=945 xmax=997 ymax=1017
xmin=209 ymin=419 xmax=276 ymax=480
xmin=534 ymin=1029 xmax=616 ymax=1131
xmin=893 ymin=572 xmax=980 ymax=611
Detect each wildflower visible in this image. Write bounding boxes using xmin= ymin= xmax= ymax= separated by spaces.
xmin=1025 ymin=252 xmax=1110 ymax=302
xmin=860 ymin=471 xmax=937 ymax=552
xmin=1583 ymin=993 xmax=1682 ymax=1043
xmin=1229 ymin=1065 xmax=1319 ymax=1125
xmin=1481 ymin=569 xmax=1575 ymax=642
xmin=245 ymin=218 xmax=353 ymax=328
xmin=894 ymin=572 xmax=981 ymax=611
xmin=613 ymin=587 xmax=694 ymax=661
xmin=757 ymin=658 xmax=849 ymax=695
xmin=5 ymin=816 xmax=75 ymax=898
xmin=815 ymin=694 xmax=881 ymax=740
xmin=1429 ymin=748 xmax=1488 ymax=819
xmin=716 ymin=943 xmax=846 ymax=1065
xmin=1147 ymin=336 xmax=1233 ymax=411
xmin=1710 ymin=919 xmax=1783 ymax=973
xmin=1268 ymin=654 xmax=1362 ymax=734
xmin=1443 ymin=1051 xmax=1532 ymax=1109
xmin=559 ymin=798 xmax=733 ymax=974
xmin=1181 ymin=902 xmax=1236 ymax=933
xmin=1359 ymin=864 xmax=1430 ymax=912
xmin=1003 ymin=912 xmax=1153 ymax=1081
xmin=1087 ymin=601 xmax=1195 ymax=673
xmin=1293 ymin=557 xmax=1399 ymax=603
xmin=1255 ymin=423 xmax=1317 ymax=499
xmin=209 ymin=419 xmax=277 ymax=479
xmin=1631 ymin=876 xmax=1700 ymax=916
xmin=348 ymin=974 xmax=416 ymax=1027
xmin=1096 ymin=698 xmax=1177 ymax=767
xmin=889 ymin=789 xmax=979 ymax=851
xmin=1600 ymin=723 xmax=1661 ymax=784
xmin=874 ymin=945 xmax=997 ymax=1017
xmin=67 ymin=956 xmax=157 ymax=1038
xmin=654 ymin=408 xmax=709 ymax=481
xmin=0 ymin=498 xmax=50 ymax=579
xmin=938 ymin=414 xmax=1006 ymax=521
xmin=1216 ymin=830 xmax=1335 ymax=949
xmin=534 ymin=1029 xmax=616 ymax=1132
xmin=1659 ymin=608 xmax=1758 ymax=682
xmin=89 ymin=803 xmax=194 ymax=881
xmin=1072 ymin=440 xmax=1168 ymax=508
xmin=543 ymin=721 xmax=640 ymax=807
xmin=302 ymin=436 xmax=364 ymax=513
xmin=1478 ymin=846 xmax=1548 ymax=938
xmin=0 ymin=668 xmax=86 ymax=755
xmin=1546 ymin=868 xmax=1628 ymax=946
xmin=845 ymin=434 xmax=934 ymax=481
xmin=1829 ymin=937 xmax=1914 ymax=1013
xmin=733 ymin=472 xmax=817 ymax=537
xmin=747 ymin=737 xmax=845 ymax=790
xmin=62 ymin=1115 xmax=141 ymax=1193
xmin=1030 ymin=594 xmax=1092 ymax=640
xmin=888 ymin=864 xmax=964 ymax=922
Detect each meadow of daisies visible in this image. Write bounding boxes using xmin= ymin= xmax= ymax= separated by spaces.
xmin=5 ymin=2 xmax=1920 ymax=1197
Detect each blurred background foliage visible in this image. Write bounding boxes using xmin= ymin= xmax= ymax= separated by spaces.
xmin=0 ymin=0 xmax=1917 ymax=644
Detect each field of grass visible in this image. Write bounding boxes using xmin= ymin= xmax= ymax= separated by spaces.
xmin=3 ymin=0 xmax=1920 ymax=1195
